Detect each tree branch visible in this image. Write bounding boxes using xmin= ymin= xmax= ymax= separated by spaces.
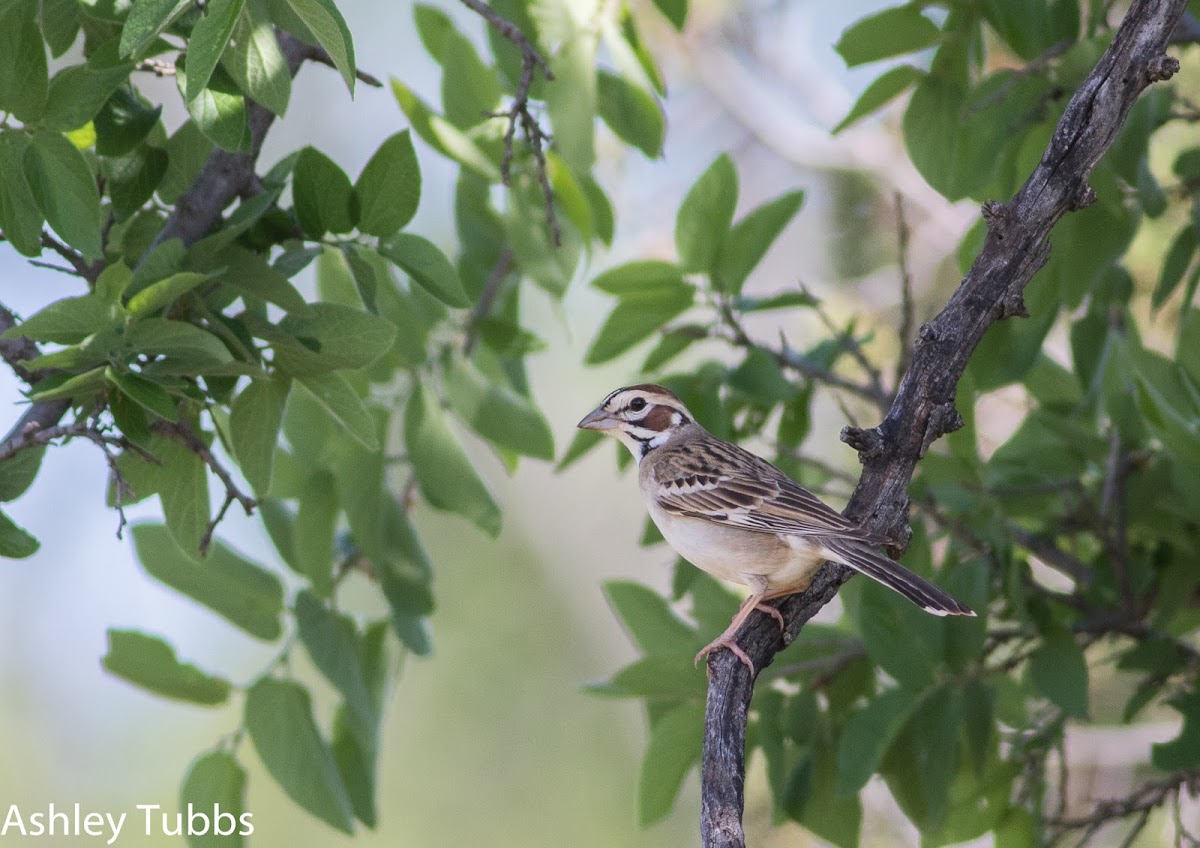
xmin=699 ymin=2 xmax=1188 ymax=845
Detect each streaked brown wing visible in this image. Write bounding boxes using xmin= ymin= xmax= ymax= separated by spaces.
xmin=651 ymin=437 xmax=883 ymax=542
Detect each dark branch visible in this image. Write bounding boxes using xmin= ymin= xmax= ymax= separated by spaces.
xmin=461 ymin=0 xmax=560 ymax=245
xmin=699 ymin=2 xmax=1188 ymax=845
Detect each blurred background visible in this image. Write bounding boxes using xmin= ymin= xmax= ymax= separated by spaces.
xmin=1 ymin=0 xmax=1185 ymax=845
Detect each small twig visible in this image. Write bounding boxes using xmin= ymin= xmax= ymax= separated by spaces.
xmin=895 ymin=193 xmax=916 ymax=385
xmin=1010 ymin=525 xmax=1096 ymax=584
xmin=968 ymin=38 xmax=1073 ymax=116
xmin=28 ymin=261 xmax=82 ymax=278
xmin=152 ymin=419 xmax=256 ymax=554
xmin=462 ymin=247 xmax=514 ymax=355
xmin=39 ymin=232 xmax=103 ymax=284
xmin=1049 ymin=771 xmax=1200 ymax=841
xmin=302 ymin=49 xmax=382 ymax=87
xmin=806 ymin=285 xmax=889 ymax=403
xmin=461 ymin=0 xmax=559 ymax=245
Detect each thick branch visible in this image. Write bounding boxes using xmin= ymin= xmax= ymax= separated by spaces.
xmin=699 ymin=2 xmax=1188 ymax=845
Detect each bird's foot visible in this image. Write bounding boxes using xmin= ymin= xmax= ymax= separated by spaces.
xmin=754 ymin=602 xmax=785 ymax=632
xmin=695 ymin=635 xmax=755 ymax=674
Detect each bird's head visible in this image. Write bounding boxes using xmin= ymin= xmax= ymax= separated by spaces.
xmin=577 ymin=384 xmax=695 ymax=460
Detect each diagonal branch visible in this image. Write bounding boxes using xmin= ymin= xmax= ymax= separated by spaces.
xmin=699 ymin=2 xmax=1189 ymax=845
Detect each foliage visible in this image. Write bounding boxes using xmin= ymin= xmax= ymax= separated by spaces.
xmin=0 ymin=0 xmax=666 ymax=836
xmin=1 ymin=0 xmax=1199 ymax=845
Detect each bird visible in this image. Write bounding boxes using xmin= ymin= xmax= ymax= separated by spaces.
xmin=578 ymin=383 xmax=975 ymax=672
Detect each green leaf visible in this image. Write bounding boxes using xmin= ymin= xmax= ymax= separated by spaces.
xmin=23 ymin=129 xmax=102 ymax=260
xmin=106 ymin=368 xmax=179 ymax=420
xmin=1028 ymin=631 xmax=1089 ymax=719
xmin=43 ymin=41 xmax=134 ymax=131
xmin=295 ymin=591 xmax=376 ymax=738
xmin=3 ymin=292 xmax=114 ymax=344
xmin=0 ymin=447 xmax=44 ymax=502
xmin=125 ymin=318 xmax=233 ymax=365
xmin=603 ymin=580 xmax=698 ymax=654
xmin=1152 ymin=694 xmax=1200 ymax=771
xmin=639 ymin=702 xmax=705 ymax=825
xmin=585 ymin=282 xmax=695 ymax=364
xmin=591 ymin=259 xmax=686 ymax=295
xmin=596 ymin=70 xmax=664 ymax=157
xmin=834 ymin=65 xmax=924 ymax=133
xmin=650 ymin=0 xmax=686 ymax=30
xmin=835 ymin=687 xmax=919 ymax=796
xmin=270 ymin=303 xmax=397 ymax=375
xmin=244 ymin=678 xmax=354 ymax=833
xmin=858 ymin=579 xmax=944 ymax=689
xmin=223 ymin=0 xmax=291 ymax=116
xmin=606 ymin=655 xmax=707 ymax=699
xmin=675 ymin=153 xmax=738 ymax=273
xmin=545 ymin=34 xmax=596 ymax=173
xmin=185 ymin=0 xmax=246 ymax=102
xmin=332 ymin=413 xmax=385 ymax=559
xmin=106 ymin=145 xmax=169 ymax=220
xmin=379 ymin=232 xmax=469 ymax=307
xmin=131 ymin=523 xmax=284 ymax=640
xmin=40 ymin=0 xmax=79 ymax=58
xmin=439 ymin=28 xmax=501 ymax=128
xmin=0 ymin=132 xmax=43 ymax=257
xmin=293 ymin=469 xmax=337 ymax=595
xmin=404 ymin=382 xmax=501 ymax=536
xmin=102 ymin=629 xmax=231 ymax=704
xmin=355 ymin=130 xmax=420 ymax=237
xmin=389 ymin=78 xmax=500 ymax=180
xmin=881 ymin=683 xmax=963 ymax=832
xmin=95 ymin=86 xmax=163 ymax=157
xmin=715 ymin=190 xmax=804 ymax=293
xmin=230 ymin=377 xmax=289 ymax=495
xmin=160 ymin=120 xmax=213 ymax=204
xmin=284 ymin=0 xmax=355 ymax=92
xmin=180 ymin=752 xmax=247 ymax=848
xmin=1153 ymin=225 xmax=1197 ymax=311
xmin=0 ymin=508 xmax=39 ymax=558
xmin=121 ymin=0 xmax=191 ymax=58
xmin=212 ymin=246 xmax=310 ymax=314
xmin=835 ymin=6 xmax=941 ymax=67
xmin=293 ymin=146 xmax=356 ymax=237
xmin=126 ymin=271 xmax=211 ymax=317
xmin=444 ymin=357 xmax=554 ymax=460
xmin=179 ymin=61 xmax=249 ymax=152
xmin=295 ymin=372 xmax=378 ymax=451
xmin=331 ymin=707 xmax=377 ymax=828
xmin=0 ymin=0 xmax=48 ymax=122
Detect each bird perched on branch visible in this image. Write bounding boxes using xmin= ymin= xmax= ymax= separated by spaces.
xmin=578 ymin=384 xmax=974 ymax=672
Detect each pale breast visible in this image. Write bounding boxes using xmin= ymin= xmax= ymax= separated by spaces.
xmin=647 ymin=500 xmax=825 ymax=593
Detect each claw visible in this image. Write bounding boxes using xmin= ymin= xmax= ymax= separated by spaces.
xmin=695 ymin=635 xmax=756 ymax=674
xmin=755 ymin=602 xmax=785 ymax=632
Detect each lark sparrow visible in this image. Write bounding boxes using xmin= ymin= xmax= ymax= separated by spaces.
xmin=578 ymin=384 xmax=974 ymax=672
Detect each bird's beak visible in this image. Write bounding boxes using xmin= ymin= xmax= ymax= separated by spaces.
xmin=577 ymin=406 xmax=619 ymax=431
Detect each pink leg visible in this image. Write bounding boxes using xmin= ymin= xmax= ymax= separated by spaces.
xmin=695 ymin=591 xmax=768 ymax=673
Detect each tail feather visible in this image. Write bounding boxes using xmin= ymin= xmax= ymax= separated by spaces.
xmin=822 ymin=538 xmax=975 ymax=617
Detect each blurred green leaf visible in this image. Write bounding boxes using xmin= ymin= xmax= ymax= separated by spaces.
xmin=296 ymin=372 xmax=377 ymax=451
xmin=639 ymin=701 xmax=705 ymax=825
xmin=585 ymin=282 xmax=695 ymax=364
xmin=404 ymin=382 xmax=501 ymax=536
xmin=185 ymin=0 xmax=246 ymax=102
xmin=230 ymin=377 xmax=289 ymax=495
xmin=0 ymin=508 xmax=39 ymax=558
xmin=102 ymin=629 xmax=231 ymax=704
xmin=834 ymin=65 xmax=923 ymax=133
xmin=444 ymin=356 xmax=554 ymax=460
xmin=0 ymin=132 xmax=43 ymax=257
xmin=296 ymin=591 xmax=376 ymax=738
xmin=1028 ymin=631 xmax=1089 ymax=719
xmin=379 ymin=232 xmax=468 ymax=308
xmin=245 ymin=678 xmax=354 ymax=833
xmin=604 ymin=580 xmax=698 ymax=654
xmin=355 ymin=130 xmax=420 ymax=237
xmin=0 ymin=447 xmax=44 ymax=503
xmin=597 ymin=70 xmax=663 ymax=157
xmin=835 ymin=687 xmax=919 ymax=797
xmin=270 ymin=303 xmax=398 ymax=376
xmin=180 ymin=752 xmax=247 ymax=848
xmin=835 ymin=6 xmax=940 ymax=67
xmin=284 ymin=0 xmax=355 ymax=92
xmin=675 ymin=153 xmax=737 ymax=273
xmin=293 ymin=469 xmax=337 ymax=595
xmin=1152 ymin=693 xmax=1200 ymax=771
xmin=0 ymin=0 xmax=48 ymax=122
xmin=131 ymin=523 xmax=284 ymax=640
xmin=858 ymin=579 xmax=944 ymax=689
xmin=1153 ymin=225 xmax=1197 ymax=311
xmin=881 ymin=683 xmax=963 ymax=832
xmin=390 ymin=79 xmax=499 ymax=180
xmin=23 ymin=130 xmax=102 ymax=259
xmin=715 ymin=190 xmax=804 ymax=294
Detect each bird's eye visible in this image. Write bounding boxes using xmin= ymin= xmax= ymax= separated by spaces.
xmin=629 ymin=397 xmax=647 ymax=412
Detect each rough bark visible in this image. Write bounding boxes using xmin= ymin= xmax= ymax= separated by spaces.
xmin=699 ymin=2 xmax=1189 ymax=845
